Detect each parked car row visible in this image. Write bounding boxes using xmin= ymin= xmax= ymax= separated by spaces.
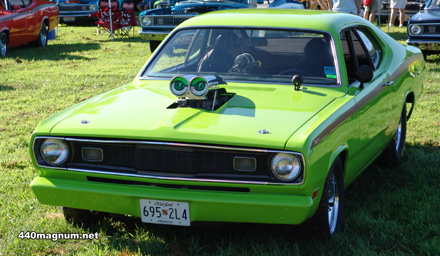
xmin=0 ymin=0 xmax=59 ymax=56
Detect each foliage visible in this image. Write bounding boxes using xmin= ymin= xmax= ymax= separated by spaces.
xmin=0 ymin=24 xmax=439 ymax=255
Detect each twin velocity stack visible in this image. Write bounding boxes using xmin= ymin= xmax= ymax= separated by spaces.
xmin=170 ymin=75 xmax=227 ymax=99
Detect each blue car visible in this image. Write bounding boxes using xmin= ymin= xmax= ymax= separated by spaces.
xmin=138 ymin=0 xmax=304 ymax=52
xmin=54 ymin=0 xmax=123 ymax=23
xmin=407 ymin=0 xmax=440 ymax=57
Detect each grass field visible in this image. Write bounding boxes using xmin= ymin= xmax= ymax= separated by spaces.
xmin=0 ymin=24 xmax=439 ymax=255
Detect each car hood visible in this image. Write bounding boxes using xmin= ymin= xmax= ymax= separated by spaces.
xmin=46 ymin=80 xmax=341 ymax=149
xmin=172 ymin=0 xmax=248 ymax=13
xmin=410 ymin=9 xmax=440 ymax=23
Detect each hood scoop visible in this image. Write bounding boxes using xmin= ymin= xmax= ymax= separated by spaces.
xmin=168 ymin=75 xmax=235 ymax=111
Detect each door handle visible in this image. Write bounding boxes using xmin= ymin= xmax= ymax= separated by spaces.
xmin=384 ymin=81 xmax=394 ymax=86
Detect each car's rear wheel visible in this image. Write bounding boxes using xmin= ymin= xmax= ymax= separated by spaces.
xmin=35 ymin=22 xmax=48 ymax=47
xmin=381 ymin=105 xmax=407 ymax=167
xmin=0 ymin=32 xmax=7 ymax=57
xmin=308 ymin=157 xmax=344 ymax=240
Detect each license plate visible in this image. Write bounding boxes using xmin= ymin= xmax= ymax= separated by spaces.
xmin=140 ymin=199 xmax=190 ymax=226
xmin=63 ymin=17 xmax=75 ymax=22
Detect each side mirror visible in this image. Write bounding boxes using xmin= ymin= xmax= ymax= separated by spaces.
xmin=355 ymin=65 xmax=373 ymax=89
xmin=13 ymin=5 xmax=21 ymax=10
xmin=292 ymin=74 xmax=303 ymax=91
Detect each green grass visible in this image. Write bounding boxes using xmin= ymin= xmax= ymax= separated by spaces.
xmin=1 ymin=24 xmax=439 ymax=255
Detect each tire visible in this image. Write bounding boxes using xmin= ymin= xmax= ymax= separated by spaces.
xmin=149 ymin=40 xmax=160 ymax=52
xmin=0 ymin=32 xmax=7 ymax=57
xmin=34 ymin=22 xmax=48 ymax=47
xmin=309 ymin=157 xmax=344 ymax=240
xmin=381 ymin=105 xmax=407 ymax=167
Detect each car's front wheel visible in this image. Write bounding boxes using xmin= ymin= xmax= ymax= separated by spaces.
xmin=0 ymin=32 xmax=7 ymax=57
xmin=34 ymin=22 xmax=48 ymax=47
xmin=309 ymin=157 xmax=344 ymax=239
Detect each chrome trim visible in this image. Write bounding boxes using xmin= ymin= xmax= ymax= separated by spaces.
xmin=33 ymin=136 xmax=305 ymax=186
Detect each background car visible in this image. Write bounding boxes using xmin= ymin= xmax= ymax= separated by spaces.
xmin=54 ymin=0 xmax=124 ymax=23
xmin=407 ymin=0 xmax=440 ymax=57
xmin=379 ymin=0 xmax=426 ymax=24
xmin=0 ymin=0 xmax=59 ymax=57
xmin=138 ymin=0 xmax=261 ymax=52
xmin=30 ymin=9 xmax=424 ymax=239
xmin=138 ymin=0 xmax=305 ymax=53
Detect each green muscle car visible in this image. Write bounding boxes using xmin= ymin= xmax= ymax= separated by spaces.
xmin=30 ymin=9 xmax=425 ymax=239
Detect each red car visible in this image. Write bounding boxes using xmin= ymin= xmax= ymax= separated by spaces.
xmin=0 ymin=0 xmax=59 ymax=56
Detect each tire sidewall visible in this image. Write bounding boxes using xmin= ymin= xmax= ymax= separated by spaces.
xmin=309 ymin=157 xmax=345 ymax=240
xmin=387 ymin=106 xmax=407 ymax=166
xmin=37 ymin=23 xmax=48 ymax=47
xmin=0 ymin=33 xmax=7 ymax=57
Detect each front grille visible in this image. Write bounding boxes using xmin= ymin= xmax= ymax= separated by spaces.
xmin=34 ymin=137 xmax=304 ymax=184
xmin=424 ymin=25 xmax=440 ymax=35
xmin=70 ymin=141 xmax=271 ymax=181
xmin=59 ymin=5 xmax=92 ymax=12
xmin=152 ymin=16 xmax=193 ymax=26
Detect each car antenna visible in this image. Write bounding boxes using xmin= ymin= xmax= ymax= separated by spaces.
xmin=292 ymin=74 xmax=303 ymax=91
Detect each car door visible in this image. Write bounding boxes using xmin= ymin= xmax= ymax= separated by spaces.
xmin=21 ymin=0 xmax=38 ymax=43
xmin=340 ymin=26 xmax=393 ymax=182
xmin=5 ymin=0 xmax=35 ymax=46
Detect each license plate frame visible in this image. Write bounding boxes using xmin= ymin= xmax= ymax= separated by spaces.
xmin=140 ymin=199 xmax=190 ymax=226
xmin=63 ymin=17 xmax=76 ymax=22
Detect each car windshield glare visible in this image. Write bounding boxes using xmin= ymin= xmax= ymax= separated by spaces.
xmin=142 ymin=28 xmax=338 ymax=86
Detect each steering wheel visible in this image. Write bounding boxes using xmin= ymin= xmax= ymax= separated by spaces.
xmin=229 ymin=53 xmax=261 ymax=73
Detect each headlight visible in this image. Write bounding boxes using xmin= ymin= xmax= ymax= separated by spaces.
xmin=140 ymin=16 xmax=152 ymax=27
xmin=89 ymin=5 xmax=97 ymax=12
xmin=271 ymin=153 xmax=302 ymax=182
xmin=410 ymin=25 xmax=422 ymax=35
xmin=40 ymin=139 xmax=69 ymax=166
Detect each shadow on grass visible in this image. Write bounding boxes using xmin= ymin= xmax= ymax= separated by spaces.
xmin=62 ymin=143 xmax=440 ymax=255
xmin=77 ymin=214 xmax=314 ymax=255
xmin=0 ymin=85 xmax=14 ymax=91
xmin=7 ymin=43 xmax=102 ymax=61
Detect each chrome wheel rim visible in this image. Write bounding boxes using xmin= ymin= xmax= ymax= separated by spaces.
xmin=0 ymin=36 xmax=6 ymax=56
xmin=328 ymin=171 xmax=339 ymax=234
xmin=40 ymin=26 xmax=47 ymax=46
xmin=395 ymin=116 xmax=402 ymax=152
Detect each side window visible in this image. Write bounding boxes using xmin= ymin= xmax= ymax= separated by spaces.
xmin=340 ymin=27 xmax=381 ymax=85
xmin=22 ymin=0 xmax=31 ymax=7
xmin=356 ymin=28 xmax=382 ymax=69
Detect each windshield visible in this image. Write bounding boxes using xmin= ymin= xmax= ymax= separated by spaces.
xmin=142 ymin=28 xmax=338 ymax=86
xmin=427 ymin=0 xmax=440 ymax=8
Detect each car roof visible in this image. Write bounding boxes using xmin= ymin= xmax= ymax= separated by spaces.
xmin=177 ymin=9 xmax=368 ymax=35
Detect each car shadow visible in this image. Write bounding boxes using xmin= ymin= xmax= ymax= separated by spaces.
xmin=0 ymin=85 xmax=14 ymax=91
xmin=6 ymin=43 xmax=101 ymax=62
xmin=76 ymin=213 xmax=314 ymax=255
xmin=66 ymin=143 xmax=439 ymax=255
